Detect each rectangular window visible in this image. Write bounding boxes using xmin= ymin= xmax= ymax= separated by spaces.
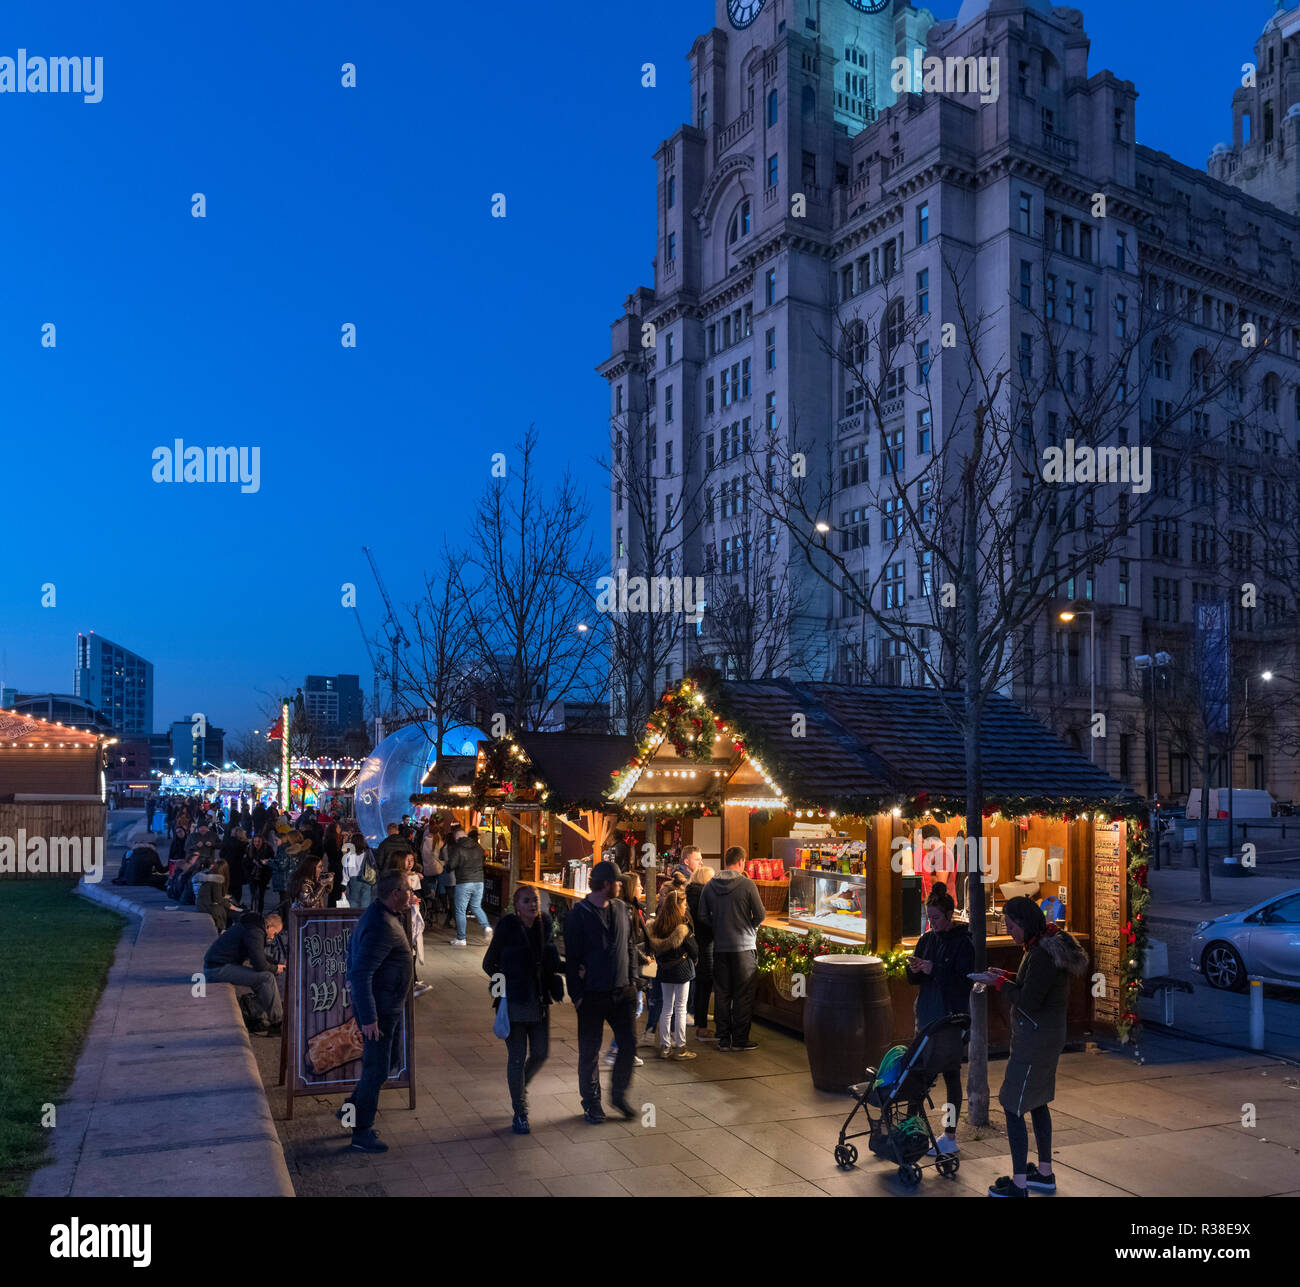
xmin=765 ymin=391 xmax=777 ymax=431
xmin=667 ymin=174 xmax=676 ymax=208
xmin=1019 ymin=332 xmax=1033 ymax=380
xmin=917 ymin=408 xmax=932 ymax=455
xmin=665 ymin=385 xmax=674 ymax=424
xmin=768 ymin=88 xmax=779 ymax=126
xmin=616 ymin=526 xmax=624 ymax=557
xmin=802 ymin=150 xmax=817 ymax=188
xmin=916 ymin=340 xmax=931 ymax=387
xmin=917 ymin=268 xmax=930 ymax=315
xmin=883 ymin=562 xmax=906 ymax=610
xmin=917 ymin=202 xmax=930 ymax=244
xmin=1083 ymin=286 xmax=1094 ymax=333
xmin=743 ymin=303 xmax=753 ymax=336
xmin=665 ymin=441 xmax=674 ymax=476
xmin=1020 ymin=260 xmax=1032 ymax=308
xmin=882 ymin=428 xmax=904 ymax=476
xmin=705 ymin=376 xmax=715 ymax=415
xmin=615 ymin=385 xmax=624 ymax=414
xmin=705 ymin=433 xmax=714 ymax=468
xmin=767 ymin=153 xmax=779 ymax=188
xmin=1118 ymin=560 xmax=1130 ymax=606
xmin=1116 ymin=294 xmax=1128 ymax=339
xmin=665 ymin=333 xmax=674 ymax=365
xmin=1019 ymin=191 xmax=1033 ymax=235
xmin=1115 ymin=230 xmax=1127 ymax=271
xmin=1045 ymin=274 xmax=1056 ymax=320
xmin=765 ymin=327 xmax=776 ymax=370
xmin=667 ymin=232 xmax=676 ymax=262
xmin=741 ymin=358 xmax=751 ymax=398
xmin=1064 ymin=280 xmax=1076 ymax=326
xmin=765 ymin=269 xmax=777 ymax=306
xmin=720 ymin=367 xmax=731 ymax=408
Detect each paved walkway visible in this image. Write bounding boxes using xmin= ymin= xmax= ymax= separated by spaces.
xmin=28 ymin=878 xmax=293 ymax=1197
xmin=250 ymin=924 xmax=1300 ymax=1198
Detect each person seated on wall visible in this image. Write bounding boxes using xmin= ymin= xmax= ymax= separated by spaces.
xmin=203 ymin=911 xmax=285 ymax=1036
xmin=113 ymin=843 xmax=167 ymax=889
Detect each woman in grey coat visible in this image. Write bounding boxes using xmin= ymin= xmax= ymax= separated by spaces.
xmin=972 ymin=896 xmax=1087 ymax=1198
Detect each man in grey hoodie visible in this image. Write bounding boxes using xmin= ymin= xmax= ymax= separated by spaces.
xmin=696 ymin=845 xmax=767 ymax=1051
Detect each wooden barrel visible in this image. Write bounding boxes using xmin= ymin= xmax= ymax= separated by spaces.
xmin=804 ymin=955 xmax=894 ymax=1093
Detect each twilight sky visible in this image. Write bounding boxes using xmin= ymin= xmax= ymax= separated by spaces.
xmin=0 ymin=0 xmax=1271 ymax=735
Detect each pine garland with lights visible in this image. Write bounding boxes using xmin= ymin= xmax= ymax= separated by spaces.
xmin=757 ymin=925 xmax=910 ymax=983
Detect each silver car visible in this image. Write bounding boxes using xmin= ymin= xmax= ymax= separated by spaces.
xmin=1190 ymin=887 xmax=1300 ymax=990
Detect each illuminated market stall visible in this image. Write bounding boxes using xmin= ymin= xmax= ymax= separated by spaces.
xmin=412 ymin=731 xmax=633 ymax=928
xmin=606 ymin=677 xmax=1149 ymax=1048
xmin=0 ymin=710 xmax=110 ymax=878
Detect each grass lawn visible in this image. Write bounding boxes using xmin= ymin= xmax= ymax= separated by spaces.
xmin=0 ymin=880 xmax=126 ymax=1196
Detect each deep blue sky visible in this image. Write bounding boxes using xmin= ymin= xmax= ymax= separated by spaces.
xmin=0 ymin=0 xmax=1274 ymax=735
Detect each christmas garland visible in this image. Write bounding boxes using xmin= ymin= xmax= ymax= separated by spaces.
xmin=757 ymin=925 xmax=911 ymax=982
xmin=607 ymin=678 xmax=725 ymax=804
xmin=1119 ymin=815 xmax=1151 ymax=1047
xmin=473 ymin=738 xmax=544 ymax=808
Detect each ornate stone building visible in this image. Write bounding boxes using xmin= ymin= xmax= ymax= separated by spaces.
xmin=601 ymin=0 xmax=1300 ymax=806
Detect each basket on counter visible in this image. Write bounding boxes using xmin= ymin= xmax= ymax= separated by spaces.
xmin=754 ymin=878 xmax=790 ymax=914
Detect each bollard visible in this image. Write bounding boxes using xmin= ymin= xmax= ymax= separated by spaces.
xmin=1249 ymin=977 xmax=1265 ymax=1051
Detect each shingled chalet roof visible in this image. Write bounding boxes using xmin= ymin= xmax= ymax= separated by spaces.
xmin=703 ymin=680 xmax=1135 ymax=812
xmin=0 ymin=711 xmax=102 ymax=746
xmin=516 ymin=732 xmax=636 ymax=811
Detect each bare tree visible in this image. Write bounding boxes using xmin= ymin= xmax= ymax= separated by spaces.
xmin=751 ymin=251 xmax=1257 ymax=1123
xmin=393 ymin=549 xmax=482 ymax=786
xmin=603 ymin=365 xmax=717 ymax=730
xmin=454 ymin=426 xmax=606 ymax=734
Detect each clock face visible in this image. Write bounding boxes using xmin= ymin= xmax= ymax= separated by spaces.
xmin=846 ymin=0 xmax=891 ymax=11
xmin=727 ymin=0 xmax=766 ymax=30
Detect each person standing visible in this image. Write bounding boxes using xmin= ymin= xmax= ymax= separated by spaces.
xmin=220 ymin=827 xmax=247 ymax=905
xmin=686 ymin=864 xmax=716 ymax=1039
xmin=482 ymin=886 xmax=564 ymax=1134
xmin=697 ymin=845 xmax=766 ymax=1052
xmin=343 ymin=832 xmax=375 ymax=909
xmin=323 ymin=822 xmax=344 ymax=907
xmin=904 ymin=882 xmax=973 ymax=1156
xmin=564 ymin=860 xmax=639 ymax=1125
xmin=445 ymin=826 xmax=491 ymax=947
xmin=972 ymin=896 xmax=1088 ymax=1197
xmin=647 ymin=881 xmax=698 ymax=1060
xmin=343 ymin=871 xmax=414 ymax=1154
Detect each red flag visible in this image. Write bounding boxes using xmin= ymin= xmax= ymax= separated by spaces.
xmin=266 ymin=716 xmax=284 ymax=741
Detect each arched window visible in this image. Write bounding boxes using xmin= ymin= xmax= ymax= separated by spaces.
xmin=1263 ymin=371 xmax=1281 ymax=414
xmin=728 ymin=198 xmax=752 ymax=245
xmin=1191 ymin=349 xmax=1211 ymax=393
xmin=884 ymin=299 xmax=905 ymax=353
xmin=767 ymin=89 xmax=779 ymax=126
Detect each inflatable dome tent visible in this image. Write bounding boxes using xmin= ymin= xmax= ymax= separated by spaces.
xmin=353 ymin=722 xmax=483 ymax=846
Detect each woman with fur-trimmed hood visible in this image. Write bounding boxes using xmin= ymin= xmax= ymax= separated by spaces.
xmin=973 ymin=896 xmax=1088 ymax=1198
xmin=646 ymin=881 xmax=699 ymax=1061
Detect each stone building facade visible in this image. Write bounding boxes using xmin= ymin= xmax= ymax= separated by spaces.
xmin=600 ymin=0 xmax=1300 ymax=806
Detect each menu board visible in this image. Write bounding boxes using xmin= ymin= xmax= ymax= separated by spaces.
xmin=283 ymin=907 xmax=415 ymax=1119
xmin=1091 ymin=822 xmax=1126 ymax=1030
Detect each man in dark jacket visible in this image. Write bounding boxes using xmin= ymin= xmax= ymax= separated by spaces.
xmin=697 ymin=845 xmax=767 ymax=1051
xmin=373 ymin=823 xmax=413 ymax=872
xmin=564 ymin=860 xmax=639 ymax=1124
xmin=114 ymin=843 xmax=167 ymax=889
xmin=444 ymin=828 xmax=490 ymax=947
xmin=203 ymin=911 xmax=284 ymax=1032
xmin=343 ymin=870 xmax=414 ymax=1154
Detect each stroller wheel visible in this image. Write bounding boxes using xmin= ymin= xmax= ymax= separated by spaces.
xmin=898 ymin=1163 xmax=922 ymax=1187
xmin=936 ymin=1155 xmax=960 ymax=1179
xmin=833 ymin=1144 xmax=857 ymax=1169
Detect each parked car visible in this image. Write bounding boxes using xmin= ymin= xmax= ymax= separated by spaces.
xmin=1190 ymin=887 xmax=1300 ymax=990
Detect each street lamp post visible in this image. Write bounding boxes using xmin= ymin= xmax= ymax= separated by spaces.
xmin=1059 ymin=609 xmax=1096 ymax=763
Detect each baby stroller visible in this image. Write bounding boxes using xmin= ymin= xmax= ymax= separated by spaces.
xmin=831 ymin=1011 xmax=970 ymax=1187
